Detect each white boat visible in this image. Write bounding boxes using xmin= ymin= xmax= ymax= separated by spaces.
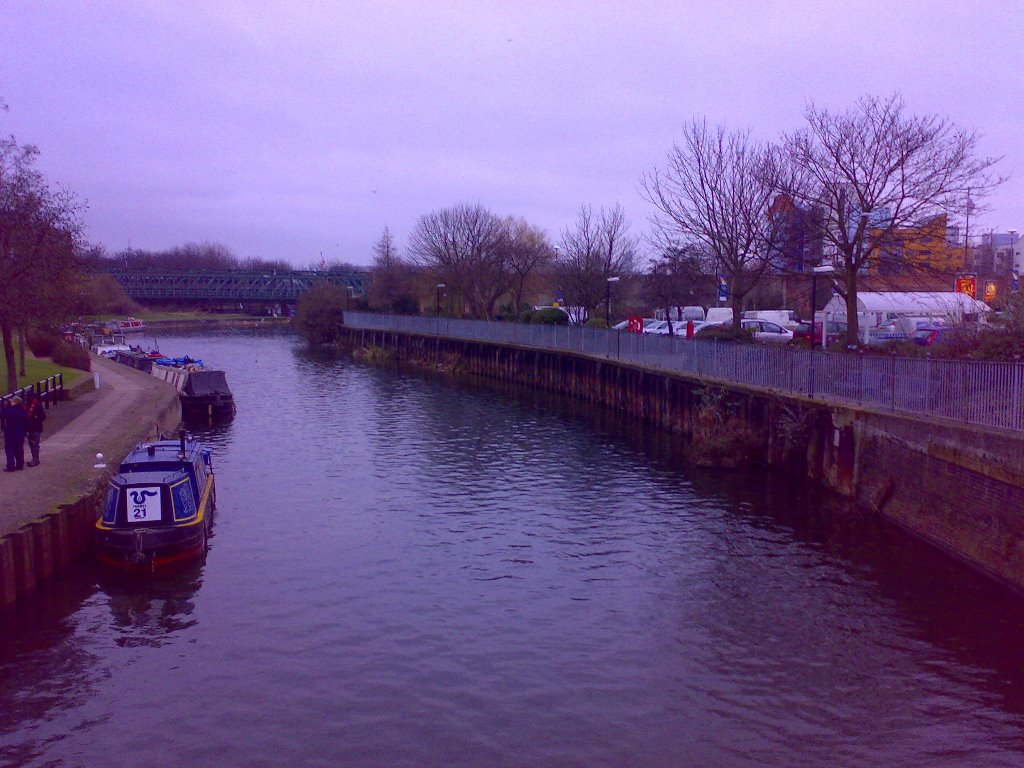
xmin=116 ymin=317 xmax=146 ymax=333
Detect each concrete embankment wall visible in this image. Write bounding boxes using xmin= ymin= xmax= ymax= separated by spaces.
xmin=342 ymin=327 xmax=1024 ymax=591
xmin=0 ymin=365 xmax=181 ymax=611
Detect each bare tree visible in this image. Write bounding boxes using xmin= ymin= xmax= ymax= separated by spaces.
xmin=368 ymin=226 xmax=416 ymax=313
xmin=641 ymin=121 xmax=782 ymax=333
xmin=644 ymin=245 xmax=713 ymax=334
xmin=407 ymin=204 xmax=508 ymax=318
xmin=556 ymin=204 xmax=639 ymax=323
xmin=781 ymin=94 xmax=1002 ymax=346
xmin=0 ymin=133 xmax=85 ymax=391
xmin=499 ymin=217 xmax=553 ymax=319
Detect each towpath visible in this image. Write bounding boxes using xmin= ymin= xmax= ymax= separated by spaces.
xmin=0 ymin=354 xmax=179 ymax=536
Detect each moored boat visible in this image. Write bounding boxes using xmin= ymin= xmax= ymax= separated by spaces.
xmin=149 ymin=356 xmax=236 ymax=420
xmin=116 ymin=317 xmax=146 ymax=333
xmin=94 ymin=431 xmax=216 ymax=570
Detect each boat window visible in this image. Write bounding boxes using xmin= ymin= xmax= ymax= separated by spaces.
xmin=102 ymin=485 xmax=119 ymax=524
xmin=171 ymin=479 xmax=198 ymax=521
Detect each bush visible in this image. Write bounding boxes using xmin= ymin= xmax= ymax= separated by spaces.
xmin=27 ymin=328 xmax=61 ymax=357
xmin=52 ymin=342 xmax=92 ymax=371
xmin=585 ymin=318 xmax=608 ymax=328
xmin=518 ymin=309 xmax=536 ymax=323
xmin=293 ymin=283 xmax=347 ymax=345
xmin=529 ymin=307 xmax=570 ymax=325
xmin=696 ymin=324 xmax=755 ymax=342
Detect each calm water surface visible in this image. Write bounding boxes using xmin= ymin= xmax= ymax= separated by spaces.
xmin=3 ymin=328 xmax=1024 ymax=767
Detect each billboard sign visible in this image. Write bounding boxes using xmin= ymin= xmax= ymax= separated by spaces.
xmin=955 ymin=275 xmax=977 ymax=299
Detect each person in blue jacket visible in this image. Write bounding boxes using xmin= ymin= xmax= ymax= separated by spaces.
xmin=3 ymin=396 xmax=28 ymax=471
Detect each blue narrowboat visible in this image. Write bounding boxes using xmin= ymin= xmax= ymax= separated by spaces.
xmin=94 ymin=431 xmax=216 ymax=569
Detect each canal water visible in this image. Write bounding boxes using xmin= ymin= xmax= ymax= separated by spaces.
xmin=3 ymin=328 xmax=1024 ymax=767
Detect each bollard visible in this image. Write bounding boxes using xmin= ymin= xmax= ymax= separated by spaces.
xmin=94 ymin=371 xmax=101 ymax=389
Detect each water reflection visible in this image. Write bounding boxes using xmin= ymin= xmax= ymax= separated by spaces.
xmin=3 ymin=330 xmax=1024 ymax=767
xmin=96 ymin=560 xmax=206 ymax=648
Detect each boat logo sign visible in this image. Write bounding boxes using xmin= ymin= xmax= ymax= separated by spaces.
xmin=128 ymin=488 xmax=161 ymax=522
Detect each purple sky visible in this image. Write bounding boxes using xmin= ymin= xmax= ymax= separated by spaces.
xmin=2 ymin=1 xmax=1021 ymax=268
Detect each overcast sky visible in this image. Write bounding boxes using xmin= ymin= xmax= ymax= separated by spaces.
xmin=2 ymin=1 xmax=1022 ymax=268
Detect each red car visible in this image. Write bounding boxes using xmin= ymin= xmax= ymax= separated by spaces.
xmin=792 ymin=320 xmax=847 ymax=346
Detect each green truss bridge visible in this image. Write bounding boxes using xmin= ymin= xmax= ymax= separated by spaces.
xmin=106 ymin=269 xmax=368 ymax=304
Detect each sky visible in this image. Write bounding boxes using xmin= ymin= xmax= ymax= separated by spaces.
xmin=2 ymin=1 xmax=1022 ymax=268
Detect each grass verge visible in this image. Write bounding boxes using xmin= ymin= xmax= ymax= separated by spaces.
xmin=1 ymin=350 xmax=85 ymax=393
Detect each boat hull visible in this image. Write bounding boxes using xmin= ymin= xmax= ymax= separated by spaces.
xmin=94 ymin=519 xmax=207 ymax=570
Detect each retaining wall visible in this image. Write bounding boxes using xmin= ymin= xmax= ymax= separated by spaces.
xmin=0 ymin=381 xmax=180 ymax=610
xmin=343 ymin=327 xmax=1024 ymax=591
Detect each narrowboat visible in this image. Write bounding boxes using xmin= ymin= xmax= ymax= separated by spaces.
xmin=149 ymin=357 xmax=236 ymax=420
xmin=112 ymin=347 xmax=164 ymax=373
xmin=94 ymin=431 xmax=216 ymax=570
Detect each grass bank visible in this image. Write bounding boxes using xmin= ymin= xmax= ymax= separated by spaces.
xmin=1 ymin=351 xmax=85 ymax=393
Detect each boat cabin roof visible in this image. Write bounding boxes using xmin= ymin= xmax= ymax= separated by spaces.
xmin=110 ymin=468 xmax=189 ymax=488
xmin=119 ymin=439 xmax=203 ymax=471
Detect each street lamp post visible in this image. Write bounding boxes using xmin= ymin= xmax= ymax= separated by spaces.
xmin=809 ymin=264 xmax=835 ymax=349
xmin=436 ymin=283 xmax=446 ymax=317
xmin=606 ymin=276 xmax=620 ymax=326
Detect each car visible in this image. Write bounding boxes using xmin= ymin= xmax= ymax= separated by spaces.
xmin=700 ymin=319 xmax=794 ymax=342
xmin=911 ymin=326 xmax=954 ymax=346
xmin=645 ymin=320 xmax=683 ymax=335
xmin=741 ymin=319 xmax=793 ymax=343
xmin=793 ymin=320 xmax=847 ymax=346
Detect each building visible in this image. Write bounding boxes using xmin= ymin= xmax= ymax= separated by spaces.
xmin=823 ymin=291 xmax=991 ymax=342
xmin=868 ymin=213 xmax=964 ymax=275
xmin=767 ymin=195 xmax=823 ymax=273
xmin=971 ymin=231 xmax=1020 ymax=276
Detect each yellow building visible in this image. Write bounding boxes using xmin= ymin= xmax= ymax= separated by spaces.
xmin=869 ymin=214 xmax=965 ymax=275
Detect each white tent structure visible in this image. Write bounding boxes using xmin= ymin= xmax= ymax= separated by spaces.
xmin=822 ymin=291 xmax=991 ymax=341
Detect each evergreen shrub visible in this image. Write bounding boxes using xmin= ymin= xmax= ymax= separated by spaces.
xmin=27 ymin=329 xmax=61 ymax=357
xmin=529 ymin=307 xmax=570 ymax=325
xmin=52 ymin=342 xmax=92 ymax=371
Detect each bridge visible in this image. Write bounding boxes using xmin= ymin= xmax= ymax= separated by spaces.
xmin=106 ymin=269 xmax=369 ymax=303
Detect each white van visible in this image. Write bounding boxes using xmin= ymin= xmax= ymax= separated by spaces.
xmin=655 ymin=306 xmax=706 ymax=322
xmin=742 ymin=309 xmax=799 ymax=330
xmin=704 ymin=307 xmax=734 ymax=326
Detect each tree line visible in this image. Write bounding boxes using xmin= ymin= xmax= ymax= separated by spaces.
xmin=1 ymin=92 xmax=1005 ymax=388
xmin=364 ymin=94 xmax=1002 ymax=347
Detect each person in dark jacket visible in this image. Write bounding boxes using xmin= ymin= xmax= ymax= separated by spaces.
xmin=24 ymin=390 xmax=46 ymax=467
xmin=3 ymin=396 xmax=28 ymax=472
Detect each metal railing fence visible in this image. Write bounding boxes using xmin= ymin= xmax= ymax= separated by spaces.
xmin=343 ymin=312 xmax=1024 ymax=432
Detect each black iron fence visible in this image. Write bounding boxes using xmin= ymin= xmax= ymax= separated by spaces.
xmin=344 ymin=312 xmax=1024 ymax=433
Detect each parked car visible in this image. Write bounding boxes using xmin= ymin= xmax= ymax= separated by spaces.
xmin=793 ymin=320 xmax=847 ymax=346
xmin=911 ymin=326 xmax=953 ymax=346
xmin=646 ymin=319 xmax=692 ymax=335
xmin=741 ymin=319 xmax=793 ymax=343
xmin=696 ymin=319 xmax=792 ymax=343
xmin=742 ymin=309 xmax=799 ymax=331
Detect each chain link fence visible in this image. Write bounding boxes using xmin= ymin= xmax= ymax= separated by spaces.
xmin=344 ymin=312 xmax=1024 ymax=432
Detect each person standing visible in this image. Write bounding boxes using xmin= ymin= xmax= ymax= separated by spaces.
xmin=24 ymin=390 xmax=46 ymax=467
xmin=3 ymin=396 xmax=28 ymax=472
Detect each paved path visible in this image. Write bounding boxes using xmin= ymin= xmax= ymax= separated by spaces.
xmin=0 ymin=355 xmax=180 ymax=535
